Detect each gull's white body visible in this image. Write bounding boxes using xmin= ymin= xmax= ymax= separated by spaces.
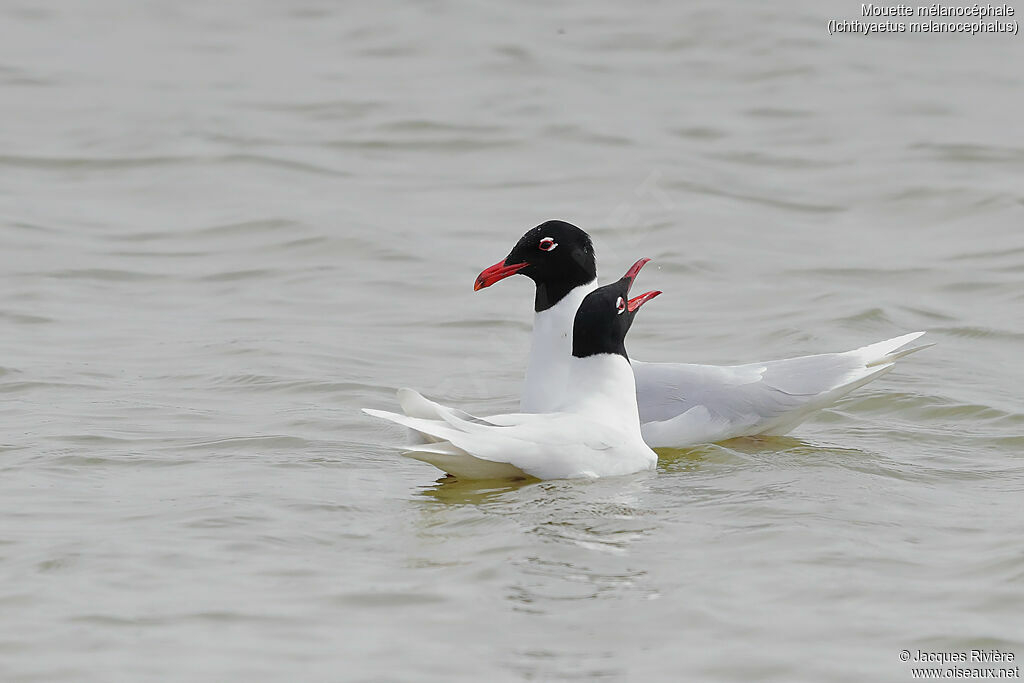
xmin=520 ymin=283 xmax=928 ymax=448
xmin=363 ymin=354 xmax=657 ymax=480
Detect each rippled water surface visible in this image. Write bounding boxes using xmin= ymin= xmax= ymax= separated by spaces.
xmin=2 ymin=2 xmax=1023 ymax=681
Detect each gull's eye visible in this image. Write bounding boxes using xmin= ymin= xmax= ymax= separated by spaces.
xmin=616 ymin=296 xmax=626 ymax=314
xmin=538 ymin=237 xmax=557 ymax=252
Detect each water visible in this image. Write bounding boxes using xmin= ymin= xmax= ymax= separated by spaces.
xmin=2 ymin=1 xmax=1023 ymax=681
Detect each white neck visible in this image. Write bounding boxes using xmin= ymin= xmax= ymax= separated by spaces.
xmin=563 ymin=353 xmax=641 ymax=424
xmin=520 ymin=280 xmax=598 ymax=413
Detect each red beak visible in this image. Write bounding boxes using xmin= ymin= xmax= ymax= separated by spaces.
xmin=627 ymin=290 xmax=661 ymax=312
xmin=474 ymin=260 xmax=528 ymax=291
xmin=624 ymin=257 xmax=651 ymax=285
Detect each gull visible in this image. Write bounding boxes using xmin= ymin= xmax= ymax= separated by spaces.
xmin=474 ymin=220 xmax=930 ymax=448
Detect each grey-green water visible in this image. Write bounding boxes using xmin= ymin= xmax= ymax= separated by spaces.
xmin=2 ymin=1 xmax=1023 ymax=681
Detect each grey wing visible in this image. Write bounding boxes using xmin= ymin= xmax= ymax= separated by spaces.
xmin=631 ymin=343 xmax=908 ymax=447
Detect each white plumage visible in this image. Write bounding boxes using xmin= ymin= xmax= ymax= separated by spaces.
xmin=364 ymin=356 xmax=657 ymax=480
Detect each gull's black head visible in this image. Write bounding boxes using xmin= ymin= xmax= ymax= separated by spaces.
xmin=474 ymin=220 xmax=597 ymax=312
xmin=572 ymin=258 xmax=660 ymax=360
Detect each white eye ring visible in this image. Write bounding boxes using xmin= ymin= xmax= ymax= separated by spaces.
xmin=539 ymin=237 xmax=557 ymax=252
xmin=616 ymin=296 xmax=626 ymax=314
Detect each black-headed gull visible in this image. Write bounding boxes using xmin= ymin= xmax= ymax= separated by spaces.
xmin=475 ymin=220 xmax=931 ymax=448
xmin=363 ymin=268 xmax=661 ymax=480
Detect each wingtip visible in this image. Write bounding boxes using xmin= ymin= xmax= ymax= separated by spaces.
xmin=894 ymin=331 xmax=927 ymax=345
xmin=862 ymin=332 xmax=934 ymax=367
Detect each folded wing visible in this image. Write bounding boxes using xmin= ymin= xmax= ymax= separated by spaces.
xmin=634 ymin=332 xmax=930 ymax=447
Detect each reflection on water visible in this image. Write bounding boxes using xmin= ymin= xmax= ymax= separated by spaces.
xmin=412 ymin=435 xmax=866 ymax=492
xmin=655 ymin=433 xmax=870 ymax=472
xmin=417 ymin=474 xmax=538 ymax=505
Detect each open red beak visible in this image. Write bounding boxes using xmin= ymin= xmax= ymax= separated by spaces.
xmin=474 ymin=260 xmax=528 ymax=291
xmin=622 ymin=258 xmax=658 ymax=311
xmin=627 ymin=290 xmax=661 ymax=312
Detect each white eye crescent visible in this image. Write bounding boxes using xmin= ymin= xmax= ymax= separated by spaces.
xmin=615 ymin=296 xmax=626 ymax=314
xmin=539 ymin=237 xmax=557 ymax=252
